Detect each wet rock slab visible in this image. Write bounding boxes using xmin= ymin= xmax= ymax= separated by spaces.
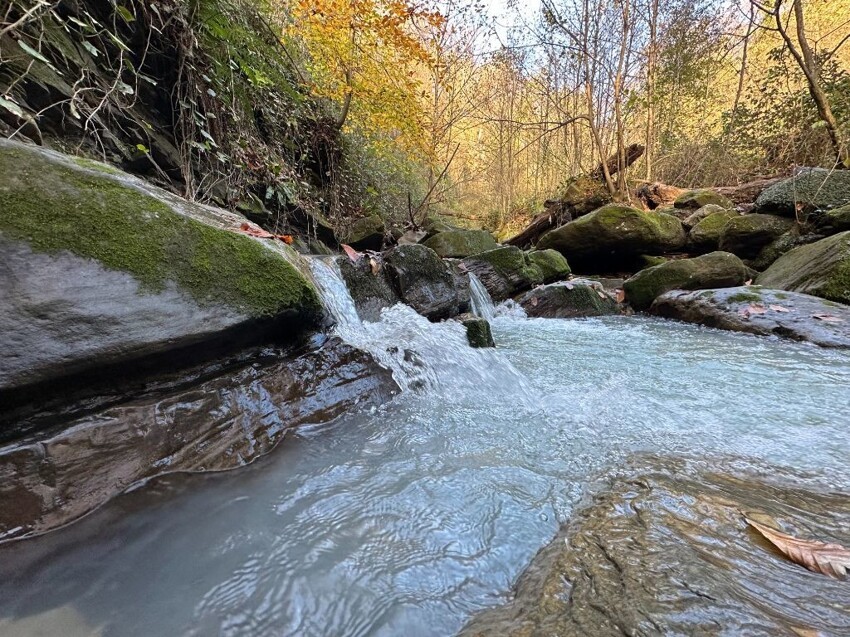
xmin=0 ymin=337 xmax=398 ymax=543
xmin=650 ymin=286 xmax=850 ymax=348
xmin=462 ymin=455 xmax=850 ymax=637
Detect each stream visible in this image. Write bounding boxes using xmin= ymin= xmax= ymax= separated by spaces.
xmin=1 ymin=265 xmax=849 ymax=636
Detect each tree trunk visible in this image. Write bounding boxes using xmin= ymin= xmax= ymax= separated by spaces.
xmin=591 ymin=144 xmax=645 ymax=181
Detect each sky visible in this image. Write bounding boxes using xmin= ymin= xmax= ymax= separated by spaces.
xmin=481 ymin=0 xmax=541 ymax=50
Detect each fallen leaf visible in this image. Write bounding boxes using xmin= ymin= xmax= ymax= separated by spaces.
xmin=531 ymin=296 xmax=538 ymax=307
xmin=457 ymin=262 xmax=468 ymax=272
xmin=238 ymin=222 xmax=274 ymax=239
xmin=746 ymin=518 xmax=850 ymax=579
xmin=279 ymin=234 xmax=293 ymax=245
xmin=744 ymin=279 xmax=753 ymax=286
xmin=812 ymin=313 xmax=844 ymax=323
xmin=769 ymin=304 xmax=790 ymax=313
xmin=615 ymin=289 xmax=626 ymax=303
xmin=342 ymin=244 xmax=362 ymax=262
xmin=369 ymin=257 xmax=381 ymax=275
xmin=596 ymin=290 xmax=607 ymax=299
xmin=564 ymin=281 xmax=574 ymax=290
xmin=739 ymin=303 xmax=767 ymax=319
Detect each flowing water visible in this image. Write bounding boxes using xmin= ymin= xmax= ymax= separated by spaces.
xmin=1 ymin=264 xmax=849 ymax=637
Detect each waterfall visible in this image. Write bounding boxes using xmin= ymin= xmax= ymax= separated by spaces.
xmin=308 ymin=258 xmax=538 ymax=401
xmin=469 ymin=273 xmax=496 ymax=320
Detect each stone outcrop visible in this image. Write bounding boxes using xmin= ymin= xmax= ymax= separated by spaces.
xmin=674 ymin=188 xmax=734 ymax=210
xmin=687 ymin=210 xmax=738 ymax=253
xmin=518 ymin=280 xmax=621 ymax=318
xmin=650 ymin=286 xmax=850 ymax=347
xmin=755 ymin=168 xmax=850 ymax=215
xmin=756 ymin=232 xmax=850 ymax=305
xmin=422 ymin=229 xmax=499 ymax=258
xmin=718 ymin=214 xmax=795 ymax=259
xmin=383 ymin=244 xmax=467 ymax=319
xmin=461 ymin=246 xmax=545 ymax=301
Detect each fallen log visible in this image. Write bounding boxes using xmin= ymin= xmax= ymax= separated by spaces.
xmin=505 ymin=204 xmax=570 ymax=248
xmin=716 ymin=176 xmax=785 ymax=204
xmin=635 ymin=182 xmax=687 ymax=209
xmin=591 ymin=143 xmax=645 ymax=181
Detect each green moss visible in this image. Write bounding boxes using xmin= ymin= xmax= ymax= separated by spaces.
xmin=71 ymin=156 xmax=124 ymax=176
xmin=821 ymin=259 xmax=850 ymax=303
xmin=727 ymin=291 xmax=763 ymax=303
xmin=528 ymin=249 xmax=571 ymax=282
xmin=674 ymin=189 xmax=733 ymax=210
xmin=0 ymin=142 xmax=321 ymax=319
xmin=473 ymin=246 xmax=544 ymax=286
xmin=774 ymin=292 xmax=789 ymax=299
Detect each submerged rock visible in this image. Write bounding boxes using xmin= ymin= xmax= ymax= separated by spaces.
xmin=650 ymin=286 xmax=850 ymax=348
xmin=422 ymin=229 xmax=499 ymax=258
xmin=384 ymin=244 xmax=465 ymax=320
xmin=674 ymin=188 xmax=734 ymax=210
xmin=718 ymin=214 xmax=795 ymax=259
xmin=462 ymin=246 xmax=545 ymax=301
xmin=0 ymin=337 xmax=399 ymax=543
xmin=461 ymin=454 xmax=850 ymax=636
xmin=459 ymin=314 xmax=496 ymax=348
xmin=756 ymin=232 xmax=850 ymax=305
xmin=537 ymin=204 xmax=686 ymax=271
xmin=518 ymin=280 xmax=621 ymax=319
xmin=623 ymin=252 xmax=748 ymax=311
xmin=0 ymin=140 xmax=322 ymax=418
xmin=755 ymin=167 xmax=850 ymax=215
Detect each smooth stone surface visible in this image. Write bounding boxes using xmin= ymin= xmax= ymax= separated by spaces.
xmin=461 ymin=246 xmax=544 ymax=301
xmin=460 ymin=315 xmax=496 ymax=348
xmin=756 ymin=231 xmax=850 ymax=305
xmin=687 ymin=210 xmax=738 ymax=253
xmin=755 ymin=167 xmax=850 ymax=215
xmin=422 ymin=229 xmax=499 ymax=258
xmin=650 ymin=286 xmax=850 ymax=347
xmin=526 ymin=249 xmax=571 ymax=283
xmin=673 ymin=188 xmax=733 ymax=210
xmin=462 ymin=454 xmax=850 ymax=637
xmin=682 ymin=203 xmax=729 ymax=229
xmin=518 ymin=280 xmax=621 ymax=318
xmin=623 ymin=251 xmax=748 ymax=310
xmin=337 ymin=255 xmax=400 ymax=322
xmin=0 ymin=337 xmax=398 ymax=543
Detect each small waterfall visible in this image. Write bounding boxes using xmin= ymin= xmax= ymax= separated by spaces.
xmin=308 ymin=257 xmax=538 ymax=402
xmin=469 ymin=273 xmax=496 ymax=320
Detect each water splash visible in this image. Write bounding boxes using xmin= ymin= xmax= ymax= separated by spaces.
xmin=469 ymin=273 xmax=496 ymax=320
xmin=308 ymin=258 xmax=538 ymax=400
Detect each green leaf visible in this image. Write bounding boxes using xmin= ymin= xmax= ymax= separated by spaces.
xmin=0 ymin=96 xmax=25 ymax=119
xmin=108 ymin=32 xmax=132 ymax=53
xmin=82 ymin=41 xmax=99 ymax=58
xmin=18 ymin=40 xmax=51 ymax=66
xmin=115 ymin=5 xmax=135 ymax=22
xmin=136 ymin=143 xmax=149 ymax=153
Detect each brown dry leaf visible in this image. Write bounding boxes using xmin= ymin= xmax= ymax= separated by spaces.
xmin=341 ymin=244 xmax=362 ymax=263
xmin=615 ymin=289 xmax=626 ymax=303
xmin=769 ymin=304 xmax=790 ymax=313
xmin=530 ymin=296 xmax=538 ymax=307
xmin=739 ymin=303 xmax=767 ymax=319
xmin=596 ymin=290 xmax=607 ymax=299
xmin=746 ymin=518 xmax=850 ymax=579
xmin=744 ymin=279 xmax=753 ymax=286
xmin=369 ymin=257 xmax=381 ymax=276
xmin=238 ymin=222 xmax=275 ymax=239
xmin=812 ymin=313 xmax=844 ymax=323
xmin=791 ymin=628 xmax=825 ymax=637
xmin=457 ymin=262 xmax=468 ymax=272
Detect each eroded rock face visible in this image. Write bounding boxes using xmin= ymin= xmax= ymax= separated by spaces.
xmin=755 ymin=168 xmax=850 ymax=215
xmin=537 ymin=205 xmax=686 ymax=271
xmin=0 ymin=140 xmax=322 ymax=417
xmin=337 ymin=255 xmax=400 ymax=321
xmin=718 ymin=214 xmax=795 ymax=259
xmin=518 ymin=280 xmax=621 ymax=319
xmin=0 ymin=337 xmax=398 ymax=543
xmin=341 ymin=215 xmax=384 ymax=251
xmin=623 ymin=251 xmax=748 ymax=311
xmin=687 ymin=210 xmax=738 ymax=253
xmin=650 ymin=286 xmax=850 ymax=348
xmin=462 ymin=455 xmax=850 ymax=637
xmin=383 ymin=244 xmax=465 ymax=320
xmin=756 ymin=232 xmax=850 ymax=305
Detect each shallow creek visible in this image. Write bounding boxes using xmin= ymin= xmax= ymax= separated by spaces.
xmin=1 ymin=267 xmax=849 ymax=637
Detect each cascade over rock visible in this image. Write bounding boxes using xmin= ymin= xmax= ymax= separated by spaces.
xmin=461 ymin=246 xmax=545 ymax=301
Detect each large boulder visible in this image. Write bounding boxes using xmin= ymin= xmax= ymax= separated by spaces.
xmin=422 ymin=229 xmax=499 ymax=258
xmin=537 ymin=204 xmax=686 ymax=271
xmin=337 ymin=255 xmax=400 ymax=322
xmin=674 ymin=189 xmax=733 ymax=210
xmin=461 ymin=246 xmax=544 ymax=301
xmin=0 ymin=139 xmax=322 ymax=419
xmin=651 ymin=286 xmax=850 ymax=348
xmin=683 ymin=204 xmax=730 ymax=230
xmin=687 ymin=210 xmax=738 ymax=253
xmin=341 ymin=215 xmax=384 ymax=251
xmin=623 ymin=252 xmax=748 ymax=310
xmin=718 ymin=214 xmax=795 ymax=259
xmin=383 ymin=244 xmax=465 ymax=320
xmin=526 ymin=249 xmax=571 ymax=283
xmin=756 ymin=232 xmax=850 ymax=305
xmin=518 ymin=280 xmax=621 ymax=318
xmin=815 ymin=202 xmax=850 ymax=234
xmin=755 ymin=168 xmax=850 ymax=215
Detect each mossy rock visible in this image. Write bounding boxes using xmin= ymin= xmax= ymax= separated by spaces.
xmin=683 ymin=204 xmax=730 ymax=230
xmin=384 ymin=244 xmax=461 ymax=320
xmin=747 ymin=230 xmax=800 ymax=271
xmin=623 ymin=251 xmax=748 ymax=310
xmin=0 ymin=139 xmax=322 ymax=394
xmin=422 ymin=229 xmax=499 ymax=258
xmin=421 ymin=214 xmax=463 ymax=239
xmin=461 ymin=246 xmax=544 ymax=300
xmin=536 ymin=204 xmax=686 ymax=271
xmin=755 ymin=168 xmax=850 ymax=216
xmin=527 ymin=249 xmax=571 ymax=283
xmin=637 ymin=255 xmax=668 ymax=270
xmin=756 ymin=232 xmax=850 ymax=305
xmin=687 ymin=210 xmax=738 ymax=254
xmin=342 ymin=215 xmax=384 ymax=251
xmin=518 ymin=280 xmax=621 ymax=318
xmin=337 ymin=255 xmax=399 ymax=322
xmin=674 ymin=189 xmax=733 ymax=210
xmin=718 ymin=214 xmax=795 ymax=259
xmin=460 ymin=315 xmax=495 ymax=348
xmin=816 ymin=203 xmax=850 ymax=234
